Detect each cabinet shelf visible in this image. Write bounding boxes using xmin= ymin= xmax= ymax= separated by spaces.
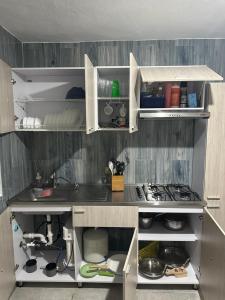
xmin=98 ymin=97 xmax=129 ymax=101
xmin=15 ymin=98 xmax=85 ymax=103
xmin=16 ymin=125 xmax=86 ymax=132
xmin=15 ymin=250 xmax=75 ymax=283
xmin=138 ymin=263 xmax=198 ymax=285
xmin=138 ymin=222 xmax=197 ymax=242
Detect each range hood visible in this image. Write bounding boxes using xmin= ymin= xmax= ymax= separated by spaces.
xmin=139 ymin=110 xmax=210 ymax=119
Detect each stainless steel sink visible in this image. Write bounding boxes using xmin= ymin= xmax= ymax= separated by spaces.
xmin=16 ymin=184 xmax=109 ymax=202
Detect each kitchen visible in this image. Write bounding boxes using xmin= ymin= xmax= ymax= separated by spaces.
xmin=0 ymin=1 xmax=225 ymax=300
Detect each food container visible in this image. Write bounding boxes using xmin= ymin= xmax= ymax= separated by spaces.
xmin=140 ymin=92 xmax=165 ymax=108
xmin=139 ymin=213 xmax=154 ymax=229
xmin=25 ymin=259 xmax=37 ymax=273
xmin=171 ymin=85 xmax=180 ymax=107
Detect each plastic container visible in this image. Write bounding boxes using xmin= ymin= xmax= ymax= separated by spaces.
xmin=171 ymin=85 xmax=180 ymax=108
xmin=140 ymin=92 xmax=165 ymax=108
xmin=165 ymin=83 xmax=172 ymax=108
xmin=111 ymin=80 xmax=120 ymax=97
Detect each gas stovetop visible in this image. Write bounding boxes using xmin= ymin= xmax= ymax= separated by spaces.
xmin=136 ymin=183 xmax=202 ymax=206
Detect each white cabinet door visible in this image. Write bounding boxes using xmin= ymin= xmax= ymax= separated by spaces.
xmin=123 ymin=228 xmax=138 ymax=300
xmin=0 ymin=59 xmax=15 ymax=133
xmin=129 ymin=53 xmax=139 ymax=133
xmin=199 ymin=209 xmax=225 ymax=300
xmin=85 ymin=54 xmax=98 ymax=134
xmin=0 ymin=208 xmax=15 ymax=299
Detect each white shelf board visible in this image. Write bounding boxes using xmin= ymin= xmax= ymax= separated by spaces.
xmin=138 ymin=263 xmax=198 ymax=285
xmin=16 ymin=127 xmax=86 ymax=132
xmin=15 ymin=250 xmax=75 ymax=283
xmin=15 ymin=98 xmax=85 ymax=103
xmin=98 ymin=97 xmax=129 ymax=101
xmin=138 ymin=107 xmax=204 ymax=111
xmin=98 ymin=127 xmax=129 ymax=131
xmin=76 ymin=261 xmax=122 ymax=284
xmin=139 ymin=207 xmax=203 ymax=214
xmin=12 ymin=67 xmax=85 ymax=77
xmin=138 ymin=222 xmax=197 ymax=242
xmin=97 ymin=66 xmax=129 ymax=76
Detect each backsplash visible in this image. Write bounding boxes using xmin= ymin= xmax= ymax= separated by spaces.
xmin=31 ymin=120 xmax=194 ymax=185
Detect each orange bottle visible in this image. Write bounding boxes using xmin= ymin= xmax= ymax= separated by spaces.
xmin=171 ymin=85 xmax=180 ymax=108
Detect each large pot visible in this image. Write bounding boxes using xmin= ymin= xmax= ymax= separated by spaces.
xmin=139 ymin=257 xmax=166 ymax=279
xmin=162 ymin=214 xmax=186 ymax=231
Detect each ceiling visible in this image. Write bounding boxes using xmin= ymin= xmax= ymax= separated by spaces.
xmin=0 ymin=0 xmax=225 ymax=42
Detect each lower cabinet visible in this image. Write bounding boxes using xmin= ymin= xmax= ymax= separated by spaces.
xmin=6 ymin=205 xmax=225 ymax=300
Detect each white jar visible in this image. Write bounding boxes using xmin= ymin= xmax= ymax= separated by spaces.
xmin=83 ymin=228 xmax=108 ymax=263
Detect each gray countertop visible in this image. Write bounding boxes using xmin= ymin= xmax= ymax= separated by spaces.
xmin=8 ymin=184 xmax=205 ymax=208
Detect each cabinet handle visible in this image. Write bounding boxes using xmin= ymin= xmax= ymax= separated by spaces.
xmin=207 ymin=196 xmax=220 ymax=200
xmin=125 ymin=264 xmax=131 ymax=275
xmin=74 ymin=209 xmax=85 ymax=214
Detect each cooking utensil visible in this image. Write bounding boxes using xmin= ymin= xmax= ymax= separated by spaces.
xmin=104 ymin=103 xmax=113 ymax=115
xmin=158 ymin=246 xmax=190 ymax=268
xmin=25 ymin=259 xmax=37 ymax=273
xmin=139 ymin=257 xmax=167 ymax=279
xmin=108 ymin=161 xmax=114 ymax=175
xmin=162 ymin=214 xmax=186 ymax=231
xmin=79 ymin=263 xmax=114 ymax=278
xmin=165 ymin=266 xmax=188 ymax=278
xmin=45 ymin=262 xmax=57 ymax=277
xmin=139 ymin=213 xmax=154 ymax=229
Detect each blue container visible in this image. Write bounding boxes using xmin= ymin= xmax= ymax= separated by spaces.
xmin=140 ymin=92 xmax=165 ymax=108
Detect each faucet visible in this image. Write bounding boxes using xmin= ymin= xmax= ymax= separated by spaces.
xmin=50 ymin=172 xmax=79 ymax=190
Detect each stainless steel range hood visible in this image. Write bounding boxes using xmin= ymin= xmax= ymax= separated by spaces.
xmin=139 ymin=110 xmax=210 ymax=119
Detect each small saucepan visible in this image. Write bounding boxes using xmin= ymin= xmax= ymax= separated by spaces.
xmin=162 ymin=214 xmax=186 ymax=231
xmin=139 ymin=213 xmax=154 ymax=229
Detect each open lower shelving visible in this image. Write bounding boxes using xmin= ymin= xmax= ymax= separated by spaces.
xmin=138 ymin=263 xmax=198 ymax=285
xmin=138 ymin=222 xmax=198 ymax=242
xmin=15 ymin=250 xmax=75 ymax=283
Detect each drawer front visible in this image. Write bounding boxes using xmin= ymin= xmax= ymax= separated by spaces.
xmin=73 ymin=206 xmax=138 ymax=227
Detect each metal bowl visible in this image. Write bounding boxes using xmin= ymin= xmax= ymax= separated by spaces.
xmin=139 ymin=213 xmax=154 ymax=229
xmin=139 ymin=257 xmax=166 ymax=279
xmin=158 ymin=246 xmax=190 ymax=268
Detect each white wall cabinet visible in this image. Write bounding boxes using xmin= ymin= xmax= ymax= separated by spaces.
xmin=1 ymin=54 xmax=222 ymax=134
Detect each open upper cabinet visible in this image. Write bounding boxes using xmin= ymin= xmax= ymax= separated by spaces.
xmin=0 ymin=54 xmax=223 ymax=134
xmin=138 ymin=65 xmax=223 ymax=119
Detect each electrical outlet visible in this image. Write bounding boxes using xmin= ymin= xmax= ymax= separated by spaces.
xmin=207 ymin=199 xmax=220 ymax=208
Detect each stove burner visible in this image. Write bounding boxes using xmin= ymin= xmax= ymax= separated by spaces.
xmin=152 ymin=192 xmax=162 ymax=201
xmin=180 ymin=192 xmax=191 ymax=200
xmin=174 ymin=184 xmax=183 ymax=192
xmin=149 ymin=185 xmax=158 ymax=192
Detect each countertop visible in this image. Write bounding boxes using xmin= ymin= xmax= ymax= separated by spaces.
xmin=8 ymin=184 xmax=205 ymax=208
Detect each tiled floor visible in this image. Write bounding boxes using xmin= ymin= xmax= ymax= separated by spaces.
xmin=10 ymin=283 xmax=200 ymax=300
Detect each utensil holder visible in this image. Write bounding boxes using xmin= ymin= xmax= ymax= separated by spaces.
xmin=111 ymin=175 xmax=124 ymax=191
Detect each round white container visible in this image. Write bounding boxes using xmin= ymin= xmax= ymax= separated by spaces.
xmin=83 ymin=228 xmax=108 ymax=263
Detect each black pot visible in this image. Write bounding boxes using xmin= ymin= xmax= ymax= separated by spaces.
xmin=162 ymin=214 xmax=186 ymax=231
xmin=25 ymin=259 xmax=37 ymax=273
xmin=45 ymin=262 xmax=57 ymax=277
